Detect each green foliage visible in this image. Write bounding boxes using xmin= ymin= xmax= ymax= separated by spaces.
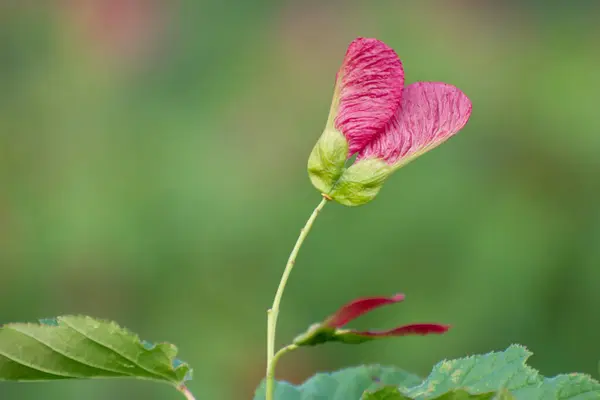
xmin=253 ymin=365 xmax=421 ymax=400
xmin=362 ymin=386 xmax=512 ymax=400
xmin=0 ymin=316 xmax=191 ymax=387
xmin=400 ymin=344 xmax=599 ymax=399
xmin=491 ymin=390 xmax=517 ymax=400
xmin=258 ymin=345 xmax=600 ymax=400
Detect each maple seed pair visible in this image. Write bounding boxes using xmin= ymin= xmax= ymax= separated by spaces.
xmin=294 ymin=294 xmax=450 ymax=347
xmin=308 ymin=37 xmax=472 ymax=206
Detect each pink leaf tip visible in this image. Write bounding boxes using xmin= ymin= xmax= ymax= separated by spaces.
xmin=353 ymin=323 xmax=451 ymax=338
xmin=324 ymin=293 xmax=406 ymax=328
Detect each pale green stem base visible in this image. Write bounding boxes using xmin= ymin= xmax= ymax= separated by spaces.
xmin=265 ymin=344 xmax=298 ymax=397
xmin=265 ymin=197 xmax=328 ymax=400
xmin=178 ymin=385 xmax=196 ymax=400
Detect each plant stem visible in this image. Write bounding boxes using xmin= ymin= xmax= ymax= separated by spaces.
xmin=265 ymin=344 xmax=298 ymax=395
xmin=265 ymin=197 xmax=328 ymax=400
xmin=178 ymin=385 xmax=196 ymax=400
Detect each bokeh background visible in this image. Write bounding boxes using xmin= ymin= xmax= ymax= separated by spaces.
xmin=2 ymin=0 xmax=600 ymax=398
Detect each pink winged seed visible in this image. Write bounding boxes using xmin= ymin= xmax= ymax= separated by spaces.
xmin=323 ymin=293 xmax=406 ymax=328
xmin=335 ymin=38 xmax=405 ymax=156
xmin=358 ymin=82 xmax=472 ymax=165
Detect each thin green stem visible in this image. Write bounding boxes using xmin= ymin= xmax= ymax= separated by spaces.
xmin=265 ymin=197 xmax=328 ymax=400
xmin=265 ymin=344 xmax=298 ymax=396
xmin=177 ymin=385 xmax=196 ymax=400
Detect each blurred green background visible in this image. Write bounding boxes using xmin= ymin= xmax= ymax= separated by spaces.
xmin=2 ymin=0 xmax=600 ymax=398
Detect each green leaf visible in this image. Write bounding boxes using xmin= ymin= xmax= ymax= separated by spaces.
xmin=491 ymin=390 xmax=516 ymax=400
xmin=258 ymin=345 xmax=600 ymax=400
xmin=0 ymin=315 xmax=192 ymax=386
xmin=329 ymin=158 xmax=391 ymax=206
xmin=307 ymin=127 xmax=348 ymax=194
xmin=362 ymin=386 xmax=409 ymax=400
xmin=429 ymin=390 xmax=498 ymax=400
xmin=253 ymin=365 xmax=421 ymax=400
xmin=401 ymin=344 xmax=599 ymax=399
xmin=362 ymin=386 xmax=507 ymax=400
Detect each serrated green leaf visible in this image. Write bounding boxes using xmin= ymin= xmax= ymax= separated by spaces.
xmin=492 ymin=390 xmax=516 ymax=400
xmin=308 ymin=127 xmax=348 ymax=194
xmin=329 ymin=158 xmax=391 ymax=206
xmin=362 ymin=386 xmax=504 ymax=400
xmin=253 ymin=365 xmax=421 ymax=400
xmin=260 ymin=345 xmax=599 ymax=400
xmin=403 ymin=344 xmax=599 ymax=399
xmin=430 ymin=390 xmax=497 ymax=400
xmin=362 ymin=386 xmax=410 ymax=400
xmin=0 ymin=315 xmax=192 ymax=386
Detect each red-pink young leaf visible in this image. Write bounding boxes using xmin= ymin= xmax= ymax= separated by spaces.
xmin=333 ymin=323 xmax=450 ymax=344
xmin=351 ymin=323 xmax=451 ymax=337
xmin=357 ymin=82 xmax=472 ymax=166
xmin=323 ymin=294 xmax=405 ymax=328
xmin=333 ymin=38 xmax=404 ymax=156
